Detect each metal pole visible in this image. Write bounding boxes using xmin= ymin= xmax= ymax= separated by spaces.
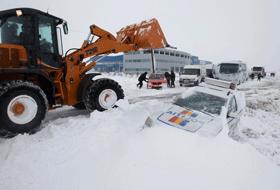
xmin=151 ymin=49 xmax=156 ymax=73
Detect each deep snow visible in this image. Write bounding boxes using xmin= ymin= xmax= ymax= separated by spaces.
xmin=237 ymin=76 xmax=280 ymax=165
xmin=0 ymin=73 xmax=280 ymax=190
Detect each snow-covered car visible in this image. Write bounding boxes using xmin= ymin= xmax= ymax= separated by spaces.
xmin=157 ymin=78 xmax=245 ymax=137
xmin=147 ymin=73 xmax=166 ymax=89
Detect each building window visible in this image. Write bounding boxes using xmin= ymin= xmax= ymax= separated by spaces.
xmin=165 ymin=52 xmax=170 ymax=55
xmin=125 ymin=68 xmax=150 ymax=72
xmin=144 ymin=50 xmax=151 ymax=54
xmin=126 ymin=59 xmax=150 ymax=63
xmin=154 ymin=50 xmax=159 ymax=54
xmin=170 ymin=53 xmax=174 ymax=56
xmin=160 ymin=51 xmax=164 ymax=55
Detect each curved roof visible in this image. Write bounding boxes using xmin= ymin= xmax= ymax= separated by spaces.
xmin=0 ymin=8 xmax=64 ymax=25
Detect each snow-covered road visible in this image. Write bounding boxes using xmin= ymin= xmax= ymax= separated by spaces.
xmin=0 ymin=73 xmax=280 ymax=190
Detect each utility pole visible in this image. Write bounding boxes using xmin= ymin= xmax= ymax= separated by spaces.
xmin=151 ymin=49 xmax=156 ymax=73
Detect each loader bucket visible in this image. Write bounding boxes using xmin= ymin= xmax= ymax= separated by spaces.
xmin=116 ymin=18 xmax=168 ymax=50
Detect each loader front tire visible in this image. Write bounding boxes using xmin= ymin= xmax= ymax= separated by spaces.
xmin=84 ymin=78 xmax=124 ymax=112
xmin=73 ymin=102 xmax=86 ymax=110
xmin=0 ymin=81 xmax=48 ymax=134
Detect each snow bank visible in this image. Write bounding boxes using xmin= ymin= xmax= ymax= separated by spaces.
xmin=0 ymin=74 xmax=280 ymax=190
xmin=237 ymin=77 xmax=280 ymax=165
xmin=114 ymin=123 xmax=280 ymax=190
xmin=0 ymin=103 xmax=150 ymax=190
xmin=1 ymin=100 xmax=280 ymax=190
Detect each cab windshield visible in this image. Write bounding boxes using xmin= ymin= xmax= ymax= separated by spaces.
xmin=182 ymin=69 xmax=200 ymax=75
xmin=219 ymin=63 xmax=239 ymax=74
xmin=0 ymin=15 xmax=33 ymax=45
xmin=149 ymin=74 xmax=164 ymax=79
xmin=174 ymin=92 xmax=226 ymax=115
xmin=252 ymin=67 xmax=263 ymax=71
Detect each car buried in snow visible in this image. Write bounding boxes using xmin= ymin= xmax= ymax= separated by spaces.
xmin=147 ymin=73 xmax=166 ymax=89
xmin=157 ymin=78 xmax=245 ymax=137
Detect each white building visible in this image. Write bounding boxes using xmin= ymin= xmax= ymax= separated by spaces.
xmin=123 ymin=48 xmax=192 ymax=74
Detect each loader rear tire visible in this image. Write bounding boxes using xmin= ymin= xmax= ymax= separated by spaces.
xmin=0 ymin=81 xmax=48 ymax=134
xmin=84 ymin=78 xmax=124 ymax=112
xmin=73 ymin=102 xmax=86 ymax=110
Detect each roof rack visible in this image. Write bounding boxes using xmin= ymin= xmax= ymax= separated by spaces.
xmin=204 ymin=78 xmax=236 ymax=90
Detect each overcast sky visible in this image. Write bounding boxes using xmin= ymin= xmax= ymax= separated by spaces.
xmin=2 ymin=0 xmax=280 ymax=71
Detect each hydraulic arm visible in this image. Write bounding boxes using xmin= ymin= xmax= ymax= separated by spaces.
xmin=64 ymin=18 xmax=168 ymax=75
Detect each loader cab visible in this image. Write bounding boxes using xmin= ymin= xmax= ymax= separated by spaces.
xmin=0 ymin=8 xmax=67 ymax=68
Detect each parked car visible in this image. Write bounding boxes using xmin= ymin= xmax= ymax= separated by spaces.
xmin=213 ymin=61 xmax=248 ymax=84
xmin=147 ymin=73 xmax=166 ymax=89
xmin=157 ymin=78 xmax=245 ymax=137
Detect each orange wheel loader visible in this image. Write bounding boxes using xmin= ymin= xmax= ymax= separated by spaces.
xmin=0 ymin=8 xmax=169 ymax=136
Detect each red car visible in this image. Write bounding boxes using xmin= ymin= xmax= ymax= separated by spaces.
xmin=147 ymin=73 xmax=166 ymax=89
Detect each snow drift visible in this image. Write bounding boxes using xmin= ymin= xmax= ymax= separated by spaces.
xmin=0 ymin=73 xmax=280 ymax=190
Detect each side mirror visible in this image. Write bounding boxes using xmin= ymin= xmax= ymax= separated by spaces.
xmin=227 ymin=112 xmax=239 ymax=118
xmin=63 ymin=22 xmax=68 ymax=35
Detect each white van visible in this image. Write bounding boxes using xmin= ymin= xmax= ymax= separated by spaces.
xmin=179 ymin=64 xmax=211 ymax=86
xmin=251 ymin=66 xmax=266 ymax=78
xmin=213 ymin=61 xmax=248 ymax=84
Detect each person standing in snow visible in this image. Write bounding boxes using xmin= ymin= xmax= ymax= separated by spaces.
xmin=250 ymin=73 xmax=254 ymax=80
xmin=257 ymin=73 xmax=262 ymax=81
xmin=170 ymin=70 xmax=175 ymax=88
xmin=164 ymin=72 xmax=171 ymax=87
xmin=137 ymin=72 xmax=148 ymax=88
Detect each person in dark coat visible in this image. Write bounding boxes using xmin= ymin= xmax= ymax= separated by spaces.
xmin=257 ymin=73 xmax=262 ymax=81
xmin=137 ymin=72 xmax=148 ymax=88
xmin=164 ymin=72 xmax=171 ymax=87
xmin=170 ymin=70 xmax=175 ymax=88
xmin=250 ymin=73 xmax=254 ymax=80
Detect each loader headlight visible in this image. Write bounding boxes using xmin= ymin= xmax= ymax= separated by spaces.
xmin=16 ymin=10 xmax=23 ymax=17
